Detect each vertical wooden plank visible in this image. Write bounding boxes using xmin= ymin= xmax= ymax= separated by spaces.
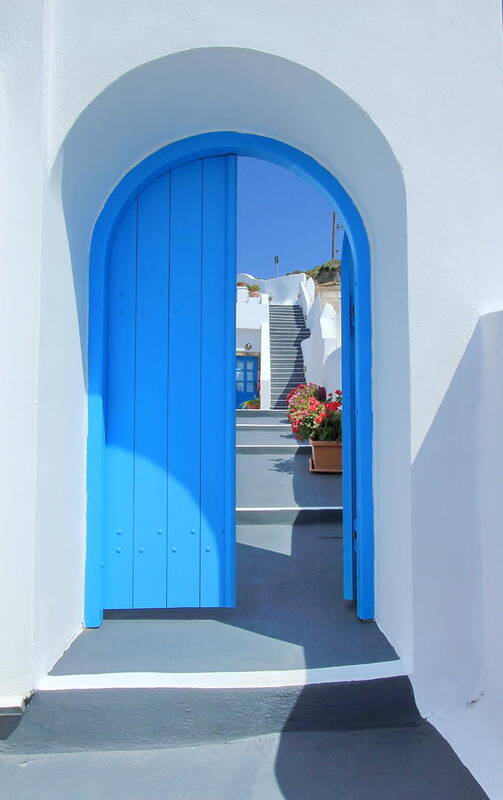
xmin=352 ymin=226 xmax=375 ymax=620
xmin=133 ymin=174 xmax=170 ymax=607
xmin=103 ymin=201 xmax=137 ymax=609
xmin=224 ymin=155 xmax=237 ymax=606
xmin=167 ymin=160 xmax=203 ymax=606
xmin=200 ymin=156 xmax=236 ymax=606
xmin=85 ymin=233 xmax=108 ymax=627
xmin=341 ymin=233 xmax=356 ymax=603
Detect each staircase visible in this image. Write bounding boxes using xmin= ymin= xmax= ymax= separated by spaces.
xmin=269 ymin=305 xmax=310 ymax=408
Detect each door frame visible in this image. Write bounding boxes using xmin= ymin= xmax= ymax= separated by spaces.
xmin=85 ymin=132 xmax=374 ymax=627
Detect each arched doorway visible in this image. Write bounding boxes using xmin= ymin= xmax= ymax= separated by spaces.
xmin=85 ymin=132 xmax=373 ymax=626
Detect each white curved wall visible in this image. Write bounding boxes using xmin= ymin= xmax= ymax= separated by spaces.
xmin=0 ymin=8 xmax=502 ymax=794
xmin=302 ymin=299 xmax=341 ymax=396
xmin=237 ymin=272 xmax=306 ymax=306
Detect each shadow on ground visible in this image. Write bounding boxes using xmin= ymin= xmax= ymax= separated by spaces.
xmin=50 ymin=519 xmax=395 ymax=675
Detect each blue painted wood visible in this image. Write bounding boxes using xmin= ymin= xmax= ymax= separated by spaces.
xmin=166 ymin=160 xmax=203 ymax=607
xmin=200 ymin=156 xmax=237 ymax=606
xmin=351 ymin=229 xmax=375 ymax=621
xmin=133 ymin=174 xmax=170 ymax=607
xmin=103 ymin=200 xmax=137 ymax=609
xmin=87 ymin=133 xmax=374 ymax=625
xmin=224 ymin=155 xmax=238 ymax=607
xmin=236 ymin=355 xmax=259 ymax=407
xmin=341 ymin=234 xmax=355 ymax=603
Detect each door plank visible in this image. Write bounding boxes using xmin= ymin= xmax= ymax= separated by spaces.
xmin=133 ymin=174 xmax=171 ymax=608
xmin=200 ymin=156 xmax=236 ymax=606
xmin=104 ymin=201 xmax=138 ymax=608
xmin=167 ymin=160 xmax=203 ymax=606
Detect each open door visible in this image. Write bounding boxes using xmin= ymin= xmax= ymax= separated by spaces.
xmin=341 ymin=234 xmax=357 ymax=606
xmin=341 ymin=232 xmax=374 ymax=620
xmin=103 ymin=155 xmax=237 ymax=610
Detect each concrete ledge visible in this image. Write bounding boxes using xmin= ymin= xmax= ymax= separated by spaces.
xmin=39 ymin=659 xmax=407 ymax=691
xmin=0 ymin=676 xmax=419 ymax=753
xmin=0 ymin=705 xmax=25 ymax=742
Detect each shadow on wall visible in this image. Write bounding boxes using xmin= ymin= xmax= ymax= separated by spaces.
xmin=410 ymin=317 xmax=485 ymax=713
xmin=274 ymin=317 xmax=492 ymax=799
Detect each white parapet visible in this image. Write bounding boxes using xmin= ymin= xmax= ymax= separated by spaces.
xmin=298 ymin=276 xmax=316 ymax=317
xmin=237 ymin=272 xmax=307 ymax=305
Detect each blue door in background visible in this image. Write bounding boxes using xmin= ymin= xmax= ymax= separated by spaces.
xmin=103 ymin=156 xmax=237 ymax=609
xmin=236 ymin=354 xmax=259 ymax=407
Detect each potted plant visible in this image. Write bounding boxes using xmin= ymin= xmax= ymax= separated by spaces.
xmin=247 ymin=283 xmax=261 ymax=298
xmin=287 ymin=384 xmax=342 ymax=472
xmin=241 ymin=396 xmax=260 ymax=409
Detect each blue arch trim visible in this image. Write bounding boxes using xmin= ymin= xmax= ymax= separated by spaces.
xmin=85 ymin=132 xmax=374 ymax=626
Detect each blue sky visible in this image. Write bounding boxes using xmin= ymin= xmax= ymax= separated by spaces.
xmin=237 ymin=156 xmax=342 ymax=279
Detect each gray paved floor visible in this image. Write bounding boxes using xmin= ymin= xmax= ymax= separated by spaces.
xmin=237 ymin=410 xmax=289 ymax=423
xmin=51 ymin=522 xmax=397 ymax=674
xmin=237 ymin=450 xmax=342 ymax=507
xmin=0 ymin=727 xmax=487 ymax=800
xmin=51 ymin=418 xmax=387 ymax=674
xmin=237 ymin=426 xmax=297 ymax=445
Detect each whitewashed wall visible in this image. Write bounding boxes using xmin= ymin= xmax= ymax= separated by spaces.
xmin=302 ymin=298 xmax=341 ymax=396
xmin=236 ymin=296 xmax=270 ymax=408
xmin=237 ymin=272 xmax=306 ymax=305
xmin=236 ymin=328 xmax=260 ymax=354
xmin=424 ymin=310 xmax=503 ymax=799
xmin=0 ymin=5 xmax=502 ymax=794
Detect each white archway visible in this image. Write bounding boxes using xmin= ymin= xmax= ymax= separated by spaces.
xmin=35 ymin=47 xmax=410 ymax=681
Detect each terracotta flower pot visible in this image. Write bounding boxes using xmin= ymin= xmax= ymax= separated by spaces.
xmin=249 ymin=291 xmax=260 ymax=297
xmin=310 ymin=440 xmax=342 ymax=472
xmin=236 ymin=282 xmax=248 ymax=287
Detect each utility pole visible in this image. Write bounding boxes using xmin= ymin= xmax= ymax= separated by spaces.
xmin=273 ymin=254 xmax=279 ymax=278
xmin=331 ymin=211 xmax=344 ymax=259
xmin=331 ymin=211 xmax=336 ymax=260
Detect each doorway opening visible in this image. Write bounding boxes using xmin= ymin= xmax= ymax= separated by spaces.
xmin=84 ymin=134 xmax=375 ymax=650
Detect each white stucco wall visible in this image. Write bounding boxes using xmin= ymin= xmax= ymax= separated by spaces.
xmin=302 ymin=298 xmax=341 ymax=396
xmin=0 ymin=4 xmax=502 ymax=793
xmin=426 ymin=311 xmax=503 ymax=799
xmin=236 ymin=298 xmax=268 ymax=336
xmin=237 ymin=272 xmax=306 ymax=305
xmin=236 ymin=328 xmax=261 ymax=354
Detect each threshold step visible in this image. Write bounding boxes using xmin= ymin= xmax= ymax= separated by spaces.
xmin=236 ymin=423 xmax=291 ymax=429
xmin=236 ymin=444 xmax=309 ymax=454
xmin=2 ymin=674 xmax=415 ymax=753
xmin=236 ymin=410 xmax=288 ymax=417
xmin=236 ymin=507 xmax=342 ymax=524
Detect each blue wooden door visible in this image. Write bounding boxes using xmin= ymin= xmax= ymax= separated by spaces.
xmin=236 ymin=355 xmax=259 ymax=407
xmin=341 ymin=234 xmax=357 ymax=607
xmin=103 ymin=156 xmax=236 ymax=609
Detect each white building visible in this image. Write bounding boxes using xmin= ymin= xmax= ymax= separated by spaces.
xmin=1 ymin=2 xmax=502 ymax=796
